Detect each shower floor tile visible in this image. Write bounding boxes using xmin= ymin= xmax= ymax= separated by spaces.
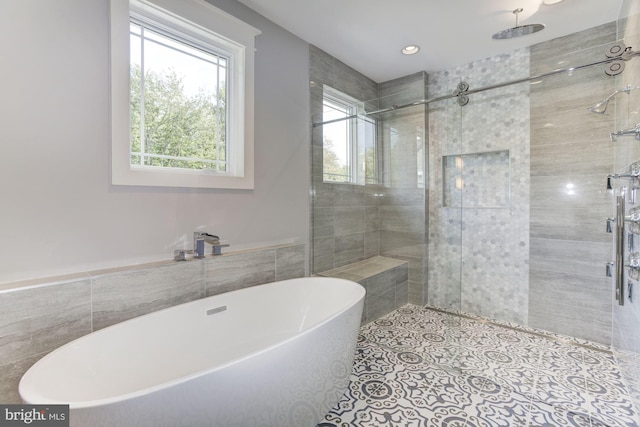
xmin=318 ymin=304 xmax=639 ymax=427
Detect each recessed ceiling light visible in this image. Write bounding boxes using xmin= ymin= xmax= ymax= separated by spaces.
xmin=543 ymin=0 xmax=565 ymax=5
xmin=401 ymin=45 xmax=420 ymax=55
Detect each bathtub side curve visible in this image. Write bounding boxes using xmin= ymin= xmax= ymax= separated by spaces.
xmin=70 ymin=290 xmax=363 ymax=426
xmin=21 ymin=277 xmax=365 ymax=427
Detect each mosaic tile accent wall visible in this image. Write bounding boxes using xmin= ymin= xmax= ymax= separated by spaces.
xmin=427 ymin=48 xmax=531 ymax=324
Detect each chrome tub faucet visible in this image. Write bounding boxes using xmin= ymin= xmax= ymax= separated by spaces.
xmin=193 ymin=232 xmax=229 ymax=258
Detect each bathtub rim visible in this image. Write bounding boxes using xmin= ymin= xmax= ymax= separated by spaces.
xmin=19 ymin=277 xmax=365 ymax=409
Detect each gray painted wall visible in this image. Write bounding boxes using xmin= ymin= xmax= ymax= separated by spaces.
xmin=0 ymin=0 xmax=310 ymax=285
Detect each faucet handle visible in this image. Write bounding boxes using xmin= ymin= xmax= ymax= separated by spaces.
xmin=211 ymin=242 xmax=230 ymax=256
xmin=174 ymin=249 xmax=194 ymax=261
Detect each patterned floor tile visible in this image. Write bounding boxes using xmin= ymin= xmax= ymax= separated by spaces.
xmin=318 ymin=305 xmax=640 ymax=427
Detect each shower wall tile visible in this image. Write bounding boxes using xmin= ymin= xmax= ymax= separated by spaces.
xmin=613 ymin=305 xmax=640 ymax=355
xmin=203 ymin=250 xmax=276 ymax=297
xmin=309 ymin=45 xmax=377 ymax=103
xmin=529 ymin=22 xmax=616 ymax=67
xmin=530 ymin=175 xmax=611 ymax=209
xmin=376 ymin=68 xmax=428 ymax=307
xmin=312 ymin=207 xmax=334 ymax=238
xmin=530 ymin=238 xmax=612 ymax=278
xmin=529 ymin=269 xmax=611 ymax=310
xmin=309 ymin=46 xmax=382 ymax=275
xmin=530 ymin=205 xmax=611 ymax=243
xmin=334 ymin=206 xmax=365 ymax=235
xmin=334 ymin=233 xmax=365 ymax=267
xmin=313 ymin=236 xmax=335 ymax=272
xmin=530 ymin=41 xmax=618 ymax=77
xmin=0 ymin=280 xmax=91 ymax=365
xmin=312 ymin=181 xmax=335 ymax=207
xmin=614 ymin=11 xmax=640 ymax=414
xmin=92 ymin=262 xmax=204 ymax=330
xmin=529 ymin=22 xmax=619 ymax=346
xmin=364 ymin=231 xmax=380 ymax=258
xmin=530 ymin=141 xmax=613 ymax=176
xmin=529 ymin=270 xmax=612 ymax=343
xmin=311 ymin=145 xmax=324 ymax=178
xmin=380 ymin=187 xmax=425 ymax=206
xmin=364 ymin=206 xmax=379 ymax=232
xmin=378 ymin=206 xmax=425 ymax=234
xmin=334 ymin=185 xmax=366 ymax=207
xmin=378 ymin=72 xmax=427 ymax=107
xmin=379 ymin=230 xmax=425 ymax=253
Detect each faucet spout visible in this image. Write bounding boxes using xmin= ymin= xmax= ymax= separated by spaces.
xmin=193 ymin=232 xmax=225 ymax=258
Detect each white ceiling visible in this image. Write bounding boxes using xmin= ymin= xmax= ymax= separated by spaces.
xmin=237 ymin=0 xmax=624 ymax=83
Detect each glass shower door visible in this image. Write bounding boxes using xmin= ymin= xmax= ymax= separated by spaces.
xmin=426 ymin=78 xmax=464 ymax=314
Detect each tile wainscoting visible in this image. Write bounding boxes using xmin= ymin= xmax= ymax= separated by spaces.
xmin=0 ymin=243 xmax=305 ymax=403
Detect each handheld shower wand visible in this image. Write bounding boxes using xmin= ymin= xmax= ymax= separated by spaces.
xmin=587 ymin=85 xmax=640 ymax=114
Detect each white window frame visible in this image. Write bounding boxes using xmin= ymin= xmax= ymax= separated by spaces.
xmin=110 ymin=0 xmax=260 ymax=189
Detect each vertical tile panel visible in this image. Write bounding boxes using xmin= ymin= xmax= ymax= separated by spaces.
xmin=275 ymin=245 xmax=306 ymax=281
xmin=0 ymin=280 xmax=91 ymax=365
xmin=204 ymin=250 xmax=276 ymax=296
xmin=92 ymin=262 xmax=204 ymax=330
xmin=0 ymin=354 xmax=42 ymax=404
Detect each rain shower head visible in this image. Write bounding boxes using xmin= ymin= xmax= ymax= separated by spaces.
xmin=587 ymin=85 xmax=638 ymax=114
xmin=492 ymin=8 xmax=545 ymax=40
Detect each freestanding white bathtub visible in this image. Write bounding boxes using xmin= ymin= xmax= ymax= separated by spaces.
xmin=19 ymin=277 xmax=365 ymax=427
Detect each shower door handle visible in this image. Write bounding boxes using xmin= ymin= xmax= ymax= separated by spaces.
xmin=615 ymin=193 xmax=626 ymax=306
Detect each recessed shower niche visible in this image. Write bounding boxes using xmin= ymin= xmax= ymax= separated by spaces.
xmin=442 ymin=150 xmax=510 ymax=208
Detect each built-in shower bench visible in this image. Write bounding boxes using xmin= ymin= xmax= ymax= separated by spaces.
xmin=317 ymin=256 xmax=408 ymax=324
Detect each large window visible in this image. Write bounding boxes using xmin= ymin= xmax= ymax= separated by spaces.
xmin=322 ymin=86 xmax=376 ymax=185
xmin=110 ymin=0 xmax=260 ymax=189
xmin=129 ymin=20 xmax=228 ymax=172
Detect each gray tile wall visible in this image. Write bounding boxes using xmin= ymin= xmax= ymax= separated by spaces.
xmin=310 ymin=47 xmax=429 ymax=306
xmin=317 ymin=256 xmax=409 ymax=323
xmin=613 ymin=7 xmax=640 ymax=414
xmin=377 ymin=73 xmax=429 ymax=306
xmin=310 ymin=45 xmax=381 ymax=273
xmin=0 ymin=244 xmax=305 ymax=403
xmin=528 ymin=22 xmax=617 ymax=344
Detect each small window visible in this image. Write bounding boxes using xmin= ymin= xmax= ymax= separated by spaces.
xmin=322 ymin=86 xmax=376 ymax=185
xmin=110 ymin=0 xmax=260 ymax=189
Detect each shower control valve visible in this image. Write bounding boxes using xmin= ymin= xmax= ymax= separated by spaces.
xmin=606 ymin=261 xmax=614 ymax=277
xmin=606 ymin=217 xmax=615 ymax=233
